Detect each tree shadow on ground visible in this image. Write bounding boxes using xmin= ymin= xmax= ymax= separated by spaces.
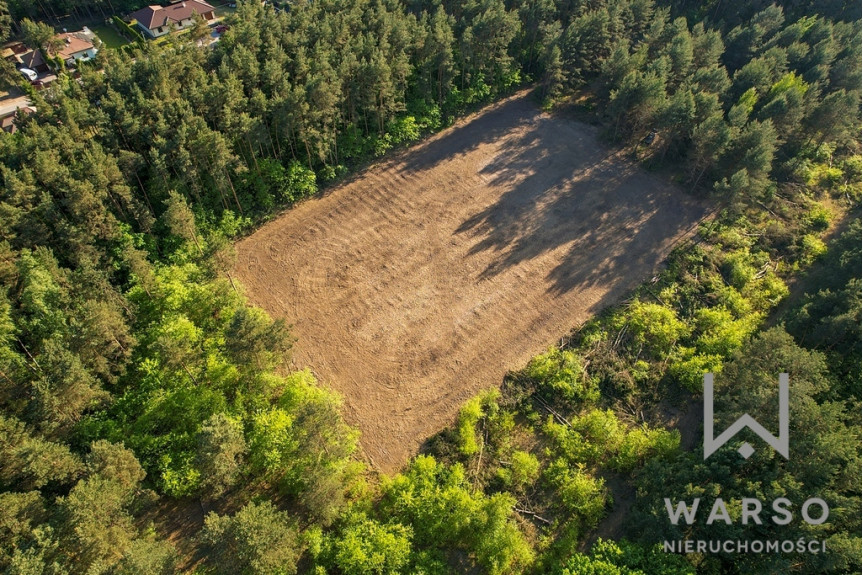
xmin=450 ymin=107 xmax=709 ymax=301
xmin=395 ymin=91 xmax=539 ymax=174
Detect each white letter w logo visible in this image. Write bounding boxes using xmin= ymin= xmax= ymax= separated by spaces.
xmin=703 ymin=373 xmax=789 ymax=460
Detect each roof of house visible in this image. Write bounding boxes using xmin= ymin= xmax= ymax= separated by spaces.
xmin=0 ymin=106 xmax=35 ymax=134
xmin=0 ymin=96 xmax=34 ymax=118
xmin=1 ymin=42 xmax=29 ymax=58
xmin=57 ymin=30 xmax=96 ymax=59
xmin=18 ymin=49 xmax=46 ymax=69
xmin=130 ymin=0 xmax=215 ymax=30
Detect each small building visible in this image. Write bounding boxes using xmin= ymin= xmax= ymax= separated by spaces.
xmin=129 ymin=0 xmax=216 ymax=39
xmin=1 ymin=42 xmax=29 ymax=61
xmin=4 ymin=42 xmax=49 ymax=73
xmin=0 ymin=98 xmax=35 ymax=134
xmin=16 ymin=49 xmax=49 ymax=73
xmin=57 ymin=27 xmax=99 ymax=66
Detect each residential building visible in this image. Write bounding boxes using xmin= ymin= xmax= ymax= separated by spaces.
xmin=57 ymin=27 xmax=99 ymax=66
xmin=129 ymin=0 xmax=216 ymax=39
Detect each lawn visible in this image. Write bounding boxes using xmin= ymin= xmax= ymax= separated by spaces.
xmin=91 ymin=24 xmax=131 ymax=49
xmin=213 ymin=4 xmax=237 ymax=19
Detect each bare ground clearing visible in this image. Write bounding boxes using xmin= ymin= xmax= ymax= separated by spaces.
xmin=234 ymin=91 xmax=710 ymax=473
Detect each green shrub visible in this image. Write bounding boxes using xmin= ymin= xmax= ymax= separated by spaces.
xmin=247 ymin=408 xmax=297 ymax=477
xmin=720 ymin=250 xmax=757 ymax=289
xmin=414 ymin=103 xmax=442 ymax=131
xmin=668 ymin=348 xmax=724 ymax=392
xmin=259 ymin=159 xmax=317 ymax=203
xmin=692 ymin=306 xmax=761 ymax=356
xmin=799 ymin=233 xmax=827 ymax=265
xmin=623 ymin=302 xmax=689 ymax=358
xmin=112 ymin=16 xmax=145 ymax=42
xmin=158 ymin=453 xmax=201 ymax=497
xmin=373 ymin=134 xmax=393 ymax=157
xmin=544 ymin=459 xmax=607 ymax=529
xmin=555 ymin=539 xmax=696 ymax=575
xmin=387 ymin=115 xmax=421 ymax=144
xmin=381 ymin=455 xmax=534 ymax=575
xmin=322 ymin=512 xmax=413 ymax=575
xmin=457 ymin=396 xmax=483 ymax=456
xmin=806 ymin=205 xmax=832 ymax=231
xmin=544 ymin=409 xmax=680 ymax=473
xmin=456 ymin=389 xmax=499 ymax=456
xmin=524 ymin=348 xmax=599 ymax=405
xmin=611 ymin=426 xmax=680 ymax=472
xmin=741 ymin=271 xmax=789 ymax=311
xmin=497 ymin=450 xmax=540 ymax=491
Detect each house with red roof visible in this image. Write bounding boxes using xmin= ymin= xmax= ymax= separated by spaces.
xmin=129 ymin=0 xmax=216 ymax=39
xmin=3 ymin=26 xmax=98 ymax=73
xmin=57 ymin=27 xmax=99 ymax=66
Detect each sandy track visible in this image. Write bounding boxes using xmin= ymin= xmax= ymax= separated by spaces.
xmin=234 ymin=91 xmax=709 ymax=473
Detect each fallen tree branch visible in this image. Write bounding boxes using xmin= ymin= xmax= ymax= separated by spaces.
xmin=515 ymin=508 xmax=552 ymax=524
xmin=534 ymin=395 xmax=571 ymax=427
xmin=753 ymin=261 xmax=773 ymax=280
xmin=756 ymin=200 xmax=778 ymax=218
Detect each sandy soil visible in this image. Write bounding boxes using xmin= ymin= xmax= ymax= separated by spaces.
xmin=234 ymin=91 xmax=710 ymax=474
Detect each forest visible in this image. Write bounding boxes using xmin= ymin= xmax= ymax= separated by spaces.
xmin=0 ymin=0 xmax=859 ymax=573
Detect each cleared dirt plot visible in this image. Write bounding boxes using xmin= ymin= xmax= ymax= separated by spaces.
xmin=234 ymin=91 xmax=710 ymax=473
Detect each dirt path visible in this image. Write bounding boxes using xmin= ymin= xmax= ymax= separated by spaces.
xmin=234 ymin=91 xmax=710 ymax=474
